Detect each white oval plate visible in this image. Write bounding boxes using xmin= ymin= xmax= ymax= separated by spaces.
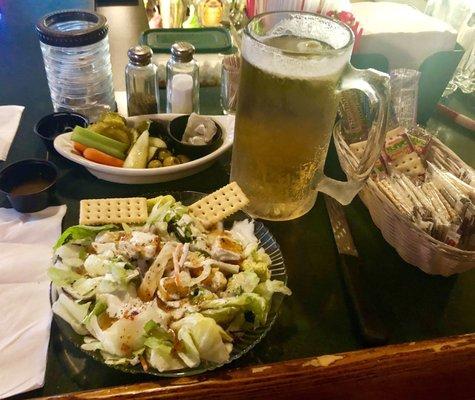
xmin=54 ymin=113 xmax=235 ymax=184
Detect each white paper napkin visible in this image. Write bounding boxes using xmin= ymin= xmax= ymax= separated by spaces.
xmin=0 ymin=105 xmax=24 ymax=161
xmin=0 ymin=205 xmax=66 ymax=399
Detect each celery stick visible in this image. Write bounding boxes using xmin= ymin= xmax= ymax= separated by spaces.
xmin=71 ymin=126 xmax=128 ymax=159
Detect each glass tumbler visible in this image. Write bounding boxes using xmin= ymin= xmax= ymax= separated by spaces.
xmin=36 ymin=10 xmax=115 ymax=121
xmin=220 ymin=54 xmax=241 ymax=114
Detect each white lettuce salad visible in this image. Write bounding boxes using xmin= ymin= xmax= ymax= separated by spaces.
xmin=49 ymin=195 xmax=291 ymax=372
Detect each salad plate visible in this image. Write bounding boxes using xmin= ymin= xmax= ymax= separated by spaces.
xmin=53 ymin=114 xmax=235 ymax=184
xmin=50 ymin=191 xmax=288 ymax=377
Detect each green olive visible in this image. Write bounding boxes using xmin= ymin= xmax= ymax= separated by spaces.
xmin=177 ymin=154 xmax=190 ymax=164
xmin=158 ymin=149 xmax=172 ymax=160
xmin=163 ymin=156 xmax=180 ymax=167
xmin=147 ymin=159 xmax=162 ymax=168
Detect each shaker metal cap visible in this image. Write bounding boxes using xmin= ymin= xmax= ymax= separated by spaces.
xmin=128 ymin=45 xmax=153 ymax=66
xmin=171 ymin=42 xmax=195 ymax=63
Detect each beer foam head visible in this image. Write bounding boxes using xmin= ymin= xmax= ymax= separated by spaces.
xmin=242 ymin=13 xmax=353 ymax=79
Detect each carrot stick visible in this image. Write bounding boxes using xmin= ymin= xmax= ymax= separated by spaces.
xmin=83 ymin=148 xmax=124 ymax=167
xmin=73 ymin=141 xmax=87 ymax=154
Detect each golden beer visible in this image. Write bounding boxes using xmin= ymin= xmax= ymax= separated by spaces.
xmin=231 ymin=13 xmax=389 ymax=220
xmin=231 ymin=35 xmax=345 ymax=220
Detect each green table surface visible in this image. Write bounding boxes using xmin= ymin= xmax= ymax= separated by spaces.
xmin=1 ymin=1 xmax=474 ymax=398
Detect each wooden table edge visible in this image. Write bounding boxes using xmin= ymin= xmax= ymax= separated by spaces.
xmin=38 ymin=332 xmax=475 ymax=400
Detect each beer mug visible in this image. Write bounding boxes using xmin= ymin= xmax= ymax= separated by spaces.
xmin=230 ymin=12 xmax=390 ymax=220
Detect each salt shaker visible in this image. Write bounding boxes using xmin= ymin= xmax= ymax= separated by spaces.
xmin=166 ymin=42 xmax=200 ymax=114
xmin=125 ymin=45 xmax=160 ymax=116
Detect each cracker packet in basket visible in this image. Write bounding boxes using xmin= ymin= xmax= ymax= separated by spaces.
xmin=335 ymin=67 xmax=475 ymax=274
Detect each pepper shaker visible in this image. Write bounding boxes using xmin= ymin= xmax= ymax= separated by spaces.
xmin=125 ymin=45 xmax=160 ymax=116
xmin=166 ymin=42 xmax=200 ymax=114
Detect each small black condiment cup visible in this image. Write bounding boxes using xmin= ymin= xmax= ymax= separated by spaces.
xmin=167 ymin=115 xmax=223 ymax=159
xmin=0 ymin=159 xmax=58 ymax=213
xmin=34 ymin=111 xmax=89 ymax=150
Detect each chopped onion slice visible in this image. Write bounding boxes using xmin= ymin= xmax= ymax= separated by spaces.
xmin=189 ymin=261 xmax=212 ymax=286
xmin=209 ymin=260 xmax=239 ymax=275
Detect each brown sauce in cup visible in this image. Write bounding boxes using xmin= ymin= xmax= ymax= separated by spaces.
xmin=9 ymin=178 xmax=51 ymax=196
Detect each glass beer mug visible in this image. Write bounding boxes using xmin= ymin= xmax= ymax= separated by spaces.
xmin=230 ymin=12 xmax=390 ymax=220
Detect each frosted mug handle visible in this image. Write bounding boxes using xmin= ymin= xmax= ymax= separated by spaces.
xmin=317 ymin=66 xmax=390 ymax=205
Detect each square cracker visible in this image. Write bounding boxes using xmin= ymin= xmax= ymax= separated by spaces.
xmin=80 ymin=197 xmax=148 ymax=225
xmin=385 ymin=126 xmax=405 ymax=143
xmin=392 ymin=151 xmax=425 ymax=176
xmin=188 ymin=182 xmax=249 ymax=228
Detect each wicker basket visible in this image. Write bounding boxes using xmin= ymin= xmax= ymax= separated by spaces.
xmin=334 ymin=123 xmax=475 ymax=276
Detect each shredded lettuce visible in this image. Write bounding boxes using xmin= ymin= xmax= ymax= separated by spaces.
xmin=54 ymin=257 xmax=138 ymax=300
xmin=143 ymin=320 xmax=173 ymax=346
xmin=81 ymin=336 xmax=103 ymax=352
xmin=171 ymin=214 xmax=195 ymax=242
xmin=146 ymin=196 xmax=186 ymax=227
xmin=147 ymin=347 xmax=184 ymax=371
xmin=189 ymin=287 xmax=218 ymax=305
xmin=225 ymin=271 xmax=260 ymax=296
xmin=201 ymin=293 xmax=268 ymax=328
xmin=48 ymin=267 xmax=82 ymax=287
xmin=147 ymin=195 xmax=174 ymax=212
xmin=201 ymin=282 xmax=292 ymax=332
xmin=96 ymin=293 xmax=127 ymax=318
xmin=254 ymin=280 xmax=292 ymax=303
xmin=84 ymin=254 xmax=109 ymax=276
xmin=54 ymin=224 xmax=117 ymax=250
xmin=227 ymin=312 xmax=246 ymax=332
xmin=121 ymin=222 xmax=132 ymax=233
xmin=173 ymin=313 xmax=232 ymax=366
xmin=110 ymin=261 xmax=138 ymax=283
xmin=83 ymin=300 xmax=107 ymax=324
xmin=144 ymin=336 xmax=172 ymax=351
xmin=145 ymin=327 xmax=184 ymax=372
xmin=83 ymin=254 xmax=133 ymax=278
xmin=144 ymin=319 xmax=158 ymax=334
xmin=241 ymin=248 xmax=271 ymax=282
xmin=146 ymin=195 xmax=193 ymax=243
xmin=201 ymin=306 xmax=240 ymax=325
xmin=203 ymin=282 xmax=291 ymax=330
xmin=54 ymin=243 xmax=85 ymax=267
xmin=86 ymin=314 xmax=143 ymax=357
xmin=101 ymin=348 xmax=143 ymax=366
xmin=143 ymin=322 xmax=181 ymax=372
xmin=52 ymin=293 xmax=91 ymax=335
xmin=85 ymin=300 xmax=169 ymax=357
xmin=176 ymin=328 xmax=201 ymax=368
xmin=68 ymin=277 xmax=102 ymax=299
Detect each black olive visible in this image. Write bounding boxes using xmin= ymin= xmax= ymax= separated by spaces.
xmin=244 ymin=311 xmax=255 ymax=323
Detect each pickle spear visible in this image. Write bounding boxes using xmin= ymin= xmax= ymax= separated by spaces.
xmin=89 ymin=122 xmax=130 ymax=147
xmin=123 ymin=130 xmax=149 ymax=168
